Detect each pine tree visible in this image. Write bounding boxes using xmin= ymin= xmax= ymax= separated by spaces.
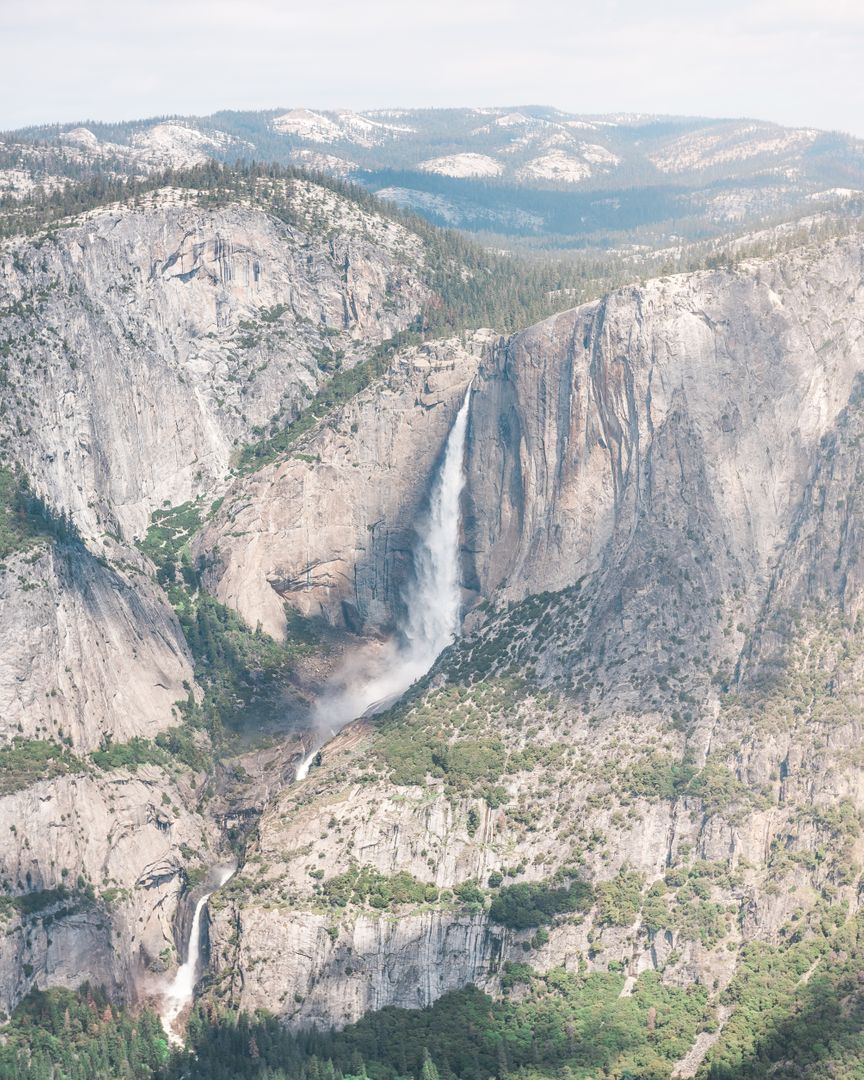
xmin=421 ymin=1048 xmax=440 ymax=1080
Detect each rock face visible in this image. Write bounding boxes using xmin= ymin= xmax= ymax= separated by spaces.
xmin=0 ymin=764 xmax=220 ymax=1017
xmin=450 ymin=235 xmax=864 ymax=728
xmin=0 ymin=177 xmax=436 ymax=1019
xmin=209 ymin=725 xmax=507 ymax=1027
xmin=0 ymin=542 xmax=192 ymax=751
xmin=197 ymin=335 xmax=488 ymax=639
xmin=466 ymin=238 xmax=864 ymax=612
xmin=219 ymin=907 xmax=504 ymax=1028
xmin=0 ymin=183 xmax=429 ymax=541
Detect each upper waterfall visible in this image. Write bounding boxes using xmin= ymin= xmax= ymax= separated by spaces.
xmin=400 ymin=387 xmax=472 ymax=674
xmin=304 ymin=388 xmax=473 ymax=744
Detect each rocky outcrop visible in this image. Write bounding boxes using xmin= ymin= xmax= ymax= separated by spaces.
xmin=0 ymin=765 xmax=220 ymax=1016
xmin=740 ymin=370 xmax=864 ymax=686
xmin=466 ymin=236 xmax=864 ymax=611
xmin=0 ymin=183 xmax=430 ymax=542
xmin=217 ymin=908 xmax=504 ymax=1028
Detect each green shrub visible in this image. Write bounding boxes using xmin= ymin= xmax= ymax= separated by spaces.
xmin=489 ymin=876 xmax=594 ymax=930
xmin=595 ymin=870 xmax=644 ymax=928
xmin=0 ymin=466 xmax=81 ymax=561
xmin=455 ymin=881 xmax=484 ymax=905
xmin=90 ymin=737 xmax=167 ymax=772
xmin=154 ymin=725 xmax=210 ymax=772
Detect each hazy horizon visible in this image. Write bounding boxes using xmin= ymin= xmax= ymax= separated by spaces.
xmin=4 ymin=102 xmax=860 ymax=142
xmin=2 ymin=0 xmax=862 ymax=138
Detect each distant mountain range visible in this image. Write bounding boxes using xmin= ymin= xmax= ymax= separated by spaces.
xmin=3 ymin=105 xmax=864 ymax=249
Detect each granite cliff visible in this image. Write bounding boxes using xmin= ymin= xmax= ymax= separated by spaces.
xmin=0 ymin=176 xmax=439 ymax=1019
xmin=201 ymin=233 xmax=864 ymax=1077
xmin=3 ymin=171 xmax=864 ymax=1076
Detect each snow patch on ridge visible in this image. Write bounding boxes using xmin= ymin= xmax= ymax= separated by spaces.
xmin=273 ymin=109 xmax=344 ymax=142
xmin=272 ymin=109 xmax=414 ymax=147
xmin=288 ymin=149 xmax=359 ymax=176
xmin=650 ymin=124 xmax=819 ymax=173
xmin=520 ymin=151 xmax=591 ymax=183
xmin=418 ymin=153 xmax=502 ymax=178
xmin=131 ymin=123 xmax=242 ymax=168
xmin=57 ymin=123 xmax=248 ymax=171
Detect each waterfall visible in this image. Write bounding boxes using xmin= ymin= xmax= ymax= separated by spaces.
xmin=303 ymin=388 xmax=472 ymax=747
xmin=400 ymin=388 xmax=472 ymax=674
xmin=160 ymin=864 xmax=235 ymax=1045
xmin=294 ymin=747 xmax=319 ymax=782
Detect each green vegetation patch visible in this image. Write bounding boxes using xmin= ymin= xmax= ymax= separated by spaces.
xmin=375 ymin=678 xmax=529 ymax=799
xmin=139 ymin=498 xmax=325 ymax=750
xmin=381 ymin=728 xmax=507 ymax=797
xmin=595 ymin=869 xmax=645 ymax=928
xmin=622 ymin=752 xmax=699 ymax=801
xmin=88 ymin=724 xmax=211 ymax=775
xmin=644 ymin=862 xmax=737 ymax=946
xmin=0 ymin=737 xmax=81 ymax=795
xmin=184 ymin=968 xmax=708 ymax=1080
xmin=0 ymin=886 xmax=97 ymax=922
xmin=173 ymin=593 xmax=321 ymax=740
xmin=0 ymin=466 xmax=79 ymax=562
xmin=703 ymin=905 xmax=864 ymax=1078
xmin=0 ymin=985 xmax=168 ymax=1078
xmin=622 ymin=753 xmax=772 ymax=822
xmin=138 ymin=498 xmax=206 ymax=575
xmin=0 ymin=964 xmax=713 ymax=1079
xmin=25 ymin=923 xmax=864 ymax=1080
xmin=488 ymin=875 xmax=594 ymax=930
xmin=90 ymin=736 xmax=168 ymax=772
xmin=322 ymin=865 xmax=439 ymax=910
xmin=686 ymin=761 xmax=771 ymax=820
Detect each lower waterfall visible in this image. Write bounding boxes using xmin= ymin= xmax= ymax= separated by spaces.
xmin=160 ymin=863 xmax=235 ymax=1045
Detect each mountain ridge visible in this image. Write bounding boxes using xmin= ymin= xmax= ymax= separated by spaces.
xmin=4 ymin=106 xmax=863 ymax=251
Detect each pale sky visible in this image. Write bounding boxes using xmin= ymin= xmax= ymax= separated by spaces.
xmin=2 ymin=0 xmax=862 ymax=136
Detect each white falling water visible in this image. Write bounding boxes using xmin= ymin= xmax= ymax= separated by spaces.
xmin=400 ymin=387 xmax=473 ymax=675
xmin=294 ymin=746 xmax=319 ymax=782
xmin=160 ymin=864 xmax=235 ymax=1045
xmin=303 ymin=388 xmax=472 ymax=748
